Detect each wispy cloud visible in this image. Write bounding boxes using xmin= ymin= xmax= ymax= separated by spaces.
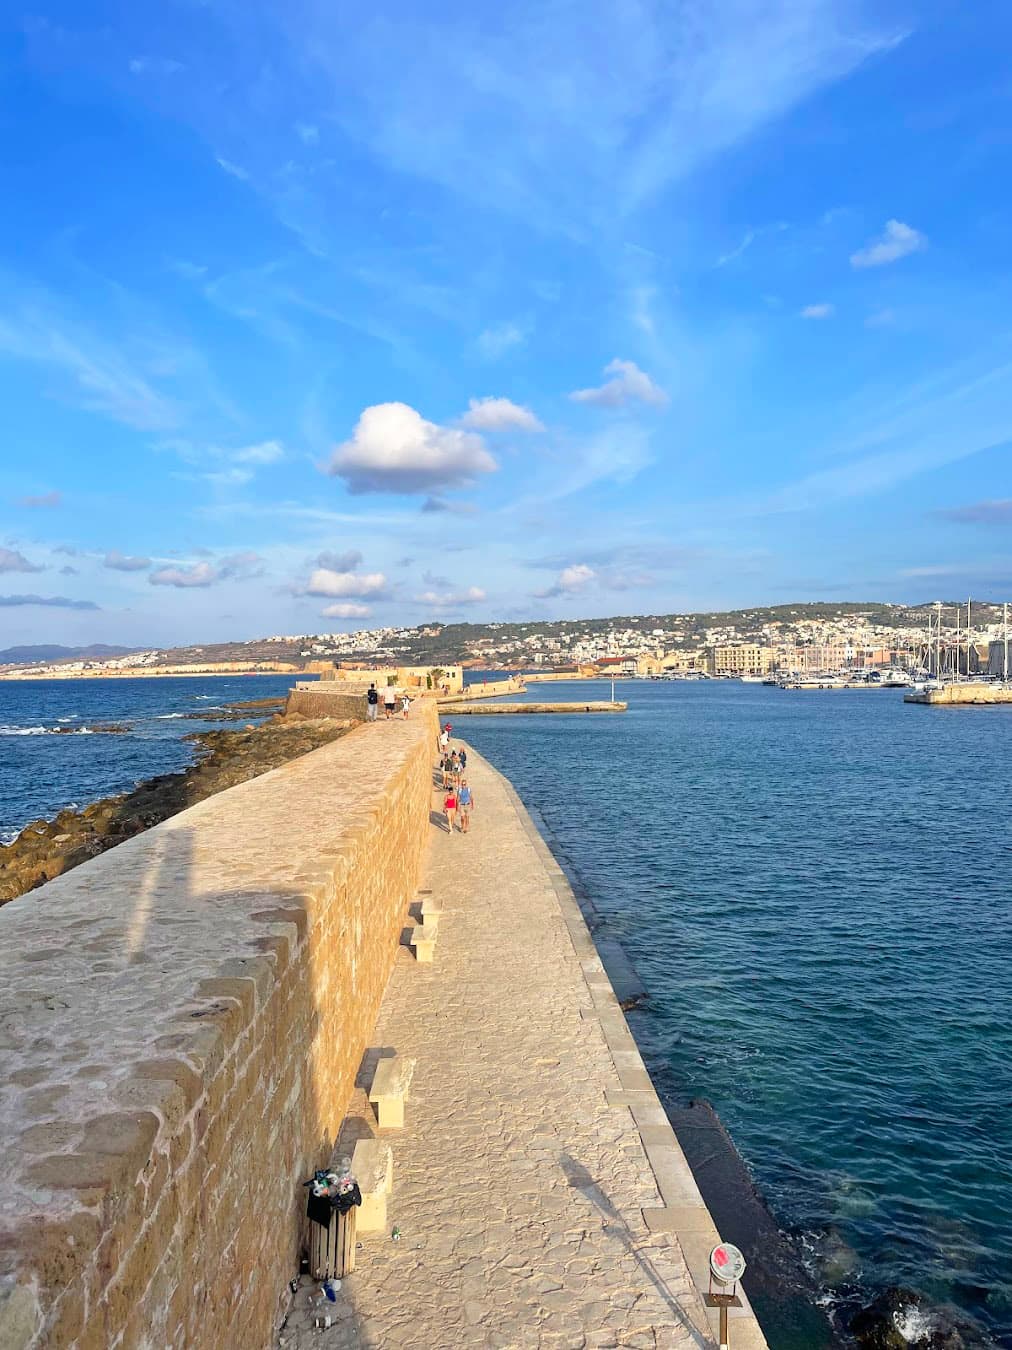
xmin=0 ymin=593 xmax=98 ymax=609
xmin=851 ymin=219 xmax=926 ymax=268
xmin=0 ymin=547 xmax=44 ymax=574
xmin=936 ymin=499 xmax=1012 ymax=525
xmin=104 ymin=550 xmax=151 ymax=572
xmin=476 ymin=322 xmax=526 ymax=359
xmin=215 ymin=156 xmax=250 ymax=182
xmin=801 ymin=303 xmax=834 ymax=320
xmin=570 ymin=358 xmax=668 ymax=408
xmin=415 ymin=586 xmax=486 ymax=608
xmin=321 ymin=601 xmax=370 ymax=618
xmin=16 ymin=490 xmax=61 ymax=508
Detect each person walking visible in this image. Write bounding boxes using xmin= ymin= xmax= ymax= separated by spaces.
xmin=439 ymin=724 xmax=450 ymax=753
xmin=458 ymin=747 xmax=467 ymax=774
xmin=366 ymin=683 xmax=379 ymax=723
xmin=401 ymin=693 xmax=411 ymax=720
xmin=458 ymin=778 xmax=474 ymax=833
xmin=383 ymin=685 xmax=396 ymax=720
xmin=443 ymin=783 xmax=457 ymax=833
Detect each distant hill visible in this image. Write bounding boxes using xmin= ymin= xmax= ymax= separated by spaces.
xmin=0 ymin=644 xmax=141 ymax=665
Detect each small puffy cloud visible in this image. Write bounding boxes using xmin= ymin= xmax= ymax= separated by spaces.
xmin=305 ymin=568 xmax=387 ymax=598
xmin=18 ymin=490 xmax=61 ymax=508
xmin=851 ymin=219 xmax=926 ymax=269
xmin=296 ymin=123 xmax=319 ymax=145
xmin=104 ymin=550 xmax=151 ymax=572
xmin=477 ymin=322 xmax=526 ymax=359
xmin=216 ymin=156 xmax=250 ymax=182
xmin=535 ymin=563 xmax=596 ymax=598
xmin=936 ymin=499 xmax=1012 ymax=525
xmin=231 ymin=439 xmax=284 ymax=465
xmin=149 ymin=562 xmax=220 ymax=588
xmin=0 ymin=593 xmax=98 ymax=609
xmin=416 ymin=586 xmax=486 ymax=608
xmin=800 ymin=303 xmax=834 ymax=319
xmin=459 ymin=397 xmax=543 ymax=432
xmin=570 ymin=359 xmax=668 ymax=409
xmin=0 ymin=547 xmax=43 ymax=574
xmin=315 ymin=549 xmax=362 ymax=572
xmin=321 ymin=602 xmax=371 ymax=619
xmin=326 ymin=402 xmax=497 ymax=495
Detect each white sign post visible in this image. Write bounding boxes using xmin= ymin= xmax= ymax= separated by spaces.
xmin=706 ymin=1243 xmax=747 ymax=1350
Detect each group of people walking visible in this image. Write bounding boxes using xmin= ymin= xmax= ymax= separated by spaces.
xmin=437 ymin=722 xmax=474 ymax=834
xmin=366 ymin=682 xmax=411 ymax=722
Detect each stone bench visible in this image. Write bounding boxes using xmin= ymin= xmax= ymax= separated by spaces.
xmin=369 ymin=1055 xmax=416 ymax=1129
xmin=410 ymin=923 xmax=438 ymax=963
xmin=351 ymin=1138 xmax=393 ymax=1233
xmin=420 ymin=897 xmax=442 ymax=928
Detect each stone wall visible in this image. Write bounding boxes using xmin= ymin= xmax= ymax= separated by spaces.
xmin=285 ymin=686 xmax=368 ymax=720
xmin=0 ymin=702 xmax=437 ymax=1349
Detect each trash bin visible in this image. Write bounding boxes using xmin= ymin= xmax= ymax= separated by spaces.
xmin=304 ymin=1166 xmax=362 ymax=1279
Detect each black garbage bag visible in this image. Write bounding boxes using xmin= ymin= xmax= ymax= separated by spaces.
xmin=330 ymin=1182 xmax=362 ymax=1215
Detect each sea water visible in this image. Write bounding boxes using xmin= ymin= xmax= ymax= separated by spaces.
xmin=0 ymin=675 xmax=301 ymax=841
xmin=460 ymin=678 xmax=1012 ymax=1347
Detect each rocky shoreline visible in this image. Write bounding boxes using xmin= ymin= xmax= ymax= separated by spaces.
xmin=0 ymin=700 xmax=350 ymax=906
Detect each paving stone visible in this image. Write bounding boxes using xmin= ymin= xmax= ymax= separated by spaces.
xmin=282 ymin=747 xmax=721 ymax=1349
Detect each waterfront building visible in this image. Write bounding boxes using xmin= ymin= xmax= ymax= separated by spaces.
xmin=710 ymin=644 xmax=776 ymax=676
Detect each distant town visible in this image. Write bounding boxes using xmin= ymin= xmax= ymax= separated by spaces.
xmin=2 ymin=600 xmax=1009 ymax=681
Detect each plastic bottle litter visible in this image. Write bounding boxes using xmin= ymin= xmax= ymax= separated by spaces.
xmin=323 ymin=1279 xmax=341 ymax=1301
xmin=391 ymin=1226 xmax=402 ymax=1242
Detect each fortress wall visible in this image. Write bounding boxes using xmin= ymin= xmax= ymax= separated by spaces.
xmin=0 ymin=703 xmax=437 ymax=1350
xmin=285 ymin=687 xmax=368 ymax=720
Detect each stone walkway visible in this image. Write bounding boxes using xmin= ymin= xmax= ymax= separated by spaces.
xmin=281 ymin=748 xmax=738 ymax=1349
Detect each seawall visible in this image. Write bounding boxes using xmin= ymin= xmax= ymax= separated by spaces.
xmin=0 ymin=703 xmax=437 ymax=1349
xmin=285 ymin=685 xmax=368 ymax=720
xmin=904 ymin=681 xmax=1012 ymax=705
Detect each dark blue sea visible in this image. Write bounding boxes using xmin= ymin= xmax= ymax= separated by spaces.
xmin=0 ymin=675 xmax=303 ymax=841
xmin=460 ymin=677 xmax=1012 ymax=1348
xmin=3 ymin=673 xmax=1010 ymax=1345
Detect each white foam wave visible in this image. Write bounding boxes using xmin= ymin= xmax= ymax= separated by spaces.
xmin=893 ymin=1306 xmax=938 ymax=1343
xmin=155 ymin=713 xmax=185 ymax=719
xmin=0 ymin=725 xmax=50 ymax=736
xmin=56 ymin=715 xmax=79 ymax=722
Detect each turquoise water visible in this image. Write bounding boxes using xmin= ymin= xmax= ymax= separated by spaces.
xmin=461 ymin=679 xmax=1012 ymax=1346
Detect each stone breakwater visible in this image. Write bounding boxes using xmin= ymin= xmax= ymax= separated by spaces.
xmin=0 ymin=701 xmax=438 ymax=1348
xmin=0 ymin=709 xmax=349 ymax=906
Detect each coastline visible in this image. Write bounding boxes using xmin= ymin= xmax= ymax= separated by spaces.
xmin=0 ymin=701 xmax=350 ymax=905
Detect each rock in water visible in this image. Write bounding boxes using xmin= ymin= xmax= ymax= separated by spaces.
xmin=850 ymin=1288 xmax=968 ymax=1348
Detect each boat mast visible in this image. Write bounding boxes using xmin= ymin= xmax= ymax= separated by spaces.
xmin=967 ymin=597 xmax=971 ymax=677
xmin=1005 ymin=602 xmax=1009 ymax=683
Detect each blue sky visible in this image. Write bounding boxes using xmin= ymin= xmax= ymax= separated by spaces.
xmin=2 ymin=0 xmax=1012 ymax=647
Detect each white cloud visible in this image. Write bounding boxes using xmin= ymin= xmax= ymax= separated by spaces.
xmin=570 ymin=359 xmax=668 ymax=409
xmin=851 ymin=219 xmax=926 ymax=269
xmin=216 ymin=156 xmax=250 ymax=182
xmin=459 ymin=397 xmax=543 ymax=432
xmin=104 ymin=550 xmax=151 ymax=572
xmin=296 ymin=123 xmax=320 ymax=145
xmin=416 ymin=586 xmax=486 ymax=608
xmin=326 ymin=402 xmax=497 ymax=494
xmin=18 ymin=490 xmax=61 ymax=508
xmin=477 ymin=322 xmax=526 ymax=359
xmin=801 ymin=303 xmax=834 ymax=319
xmin=0 ymin=547 xmax=43 ymax=574
xmin=321 ymin=601 xmax=371 ymax=618
xmin=305 ymin=568 xmax=387 ymax=598
xmin=535 ymin=563 xmax=596 ymax=598
xmin=149 ymin=561 xmax=220 ymax=588
xmin=231 ymin=439 xmax=284 ymax=465
xmin=203 ymin=467 xmax=253 ymax=487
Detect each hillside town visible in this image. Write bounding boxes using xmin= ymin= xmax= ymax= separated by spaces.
xmin=2 ymin=601 xmax=1008 ymax=680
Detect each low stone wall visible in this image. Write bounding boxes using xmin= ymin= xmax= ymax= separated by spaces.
xmin=285 ymin=686 xmax=368 ymax=720
xmin=0 ymin=702 xmax=437 ymax=1349
xmin=439 ymin=678 xmax=525 ymax=702
xmin=906 ymin=682 xmax=1012 ymax=705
